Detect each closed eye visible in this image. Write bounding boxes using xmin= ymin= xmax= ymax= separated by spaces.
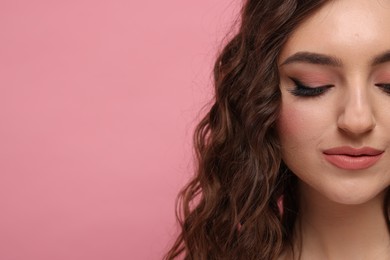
xmin=375 ymin=83 xmax=390 ymax=95
xmin=288 ymin=77 xmax=333 ymax=97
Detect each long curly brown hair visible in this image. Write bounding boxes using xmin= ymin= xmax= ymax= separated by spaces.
xmin=164 ymin=0 xmax=389 ymax=259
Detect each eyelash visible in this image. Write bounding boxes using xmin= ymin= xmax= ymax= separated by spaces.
xmin=288 ymin=79 xmax=390 ymax=97
xmin=289 ymin=78 xmax=333 ymax=97
xmin=375 ymin=83 xmax=390 ymax=95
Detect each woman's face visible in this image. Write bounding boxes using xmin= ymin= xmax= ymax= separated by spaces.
xmin=277 ymin=0 xmax=390 ymax=205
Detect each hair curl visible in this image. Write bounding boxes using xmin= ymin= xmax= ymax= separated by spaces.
xmin=165 ymin=0 xmax=390 ymax=259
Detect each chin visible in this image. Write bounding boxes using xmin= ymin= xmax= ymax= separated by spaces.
xmin=312 ymin=180 xmax=387 ymax=206
xmin=298 ymin=177 xmax=388 ymax=206
xmin=326 ymin=190 xmax=380 ymax=205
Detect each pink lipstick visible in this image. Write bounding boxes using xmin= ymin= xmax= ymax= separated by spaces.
xmin=323 ymin=146 xmax=384 ymax=170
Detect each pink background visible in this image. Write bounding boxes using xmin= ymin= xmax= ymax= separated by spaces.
xmin=0 ymin=0 xmax=238 ymax=259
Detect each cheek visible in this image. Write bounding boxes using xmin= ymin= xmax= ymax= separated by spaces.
xmin=277 ymin=101 xmax=329 ymax=145
xmin=277 ymin=105 xmax=320 ymax=186
xmin=277 ymin=106 xmax=300 ymax=136
xmin=277 ymin=105 xmax=306 ymax=162
xmin=277 ymin=101 xmax=329 ymax=163
xmin=277 ymin=105 xmax=308 ymax=143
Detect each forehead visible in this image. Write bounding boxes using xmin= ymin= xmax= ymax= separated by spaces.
xmin=279 ymin=0 xmax=390 ymax=65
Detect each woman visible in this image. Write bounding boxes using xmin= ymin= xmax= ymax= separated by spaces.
xmin=166 ymin=0 xmax=390 ymax=259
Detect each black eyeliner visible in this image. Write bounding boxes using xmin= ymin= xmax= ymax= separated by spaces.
xmin=375 ymin=83 xmax=390 ymax=95
xmin=288 ymin=77 xmax=332 ymax=97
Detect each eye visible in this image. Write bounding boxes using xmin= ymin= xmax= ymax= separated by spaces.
xmin=288 ymin=77 xmax=333 ymax=97
xmin=375 ymin=83 xmax=390 ymax=95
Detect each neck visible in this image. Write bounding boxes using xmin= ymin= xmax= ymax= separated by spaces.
xmin=292 ymin=182 xmax=390 ymax=260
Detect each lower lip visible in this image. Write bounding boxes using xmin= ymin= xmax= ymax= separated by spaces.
xmin=323 ymin=153 xmax=383 ymax=170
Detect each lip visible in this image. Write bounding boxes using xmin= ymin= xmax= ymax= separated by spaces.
xmin=323 ymin=146 xmax=384 ymax=170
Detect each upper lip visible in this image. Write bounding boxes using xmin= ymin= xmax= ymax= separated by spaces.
xmin=323 ymin=146 xmax=384 ymax=156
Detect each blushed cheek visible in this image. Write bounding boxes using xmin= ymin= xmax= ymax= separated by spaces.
xmin=277 ymin=104 xmax=312 ymax=170
xmin=276 ymin=103 xmax=320 ymax=161
xmin=277 ymin=101 xmax=322 ymax=143
xmin=277 ymin=105 xmax=303 ymax=140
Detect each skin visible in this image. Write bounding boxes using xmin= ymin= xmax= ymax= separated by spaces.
xmin=277 ymin=0 xmax=390 ymax=259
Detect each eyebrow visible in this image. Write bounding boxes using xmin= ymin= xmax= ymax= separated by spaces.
xmin=281 ymin=50 xmax=390 ymax=67
xmin=372 ymin=50 xmax=390 ymax=66
xmin=280 ymin=52 xmax=342 ymax=67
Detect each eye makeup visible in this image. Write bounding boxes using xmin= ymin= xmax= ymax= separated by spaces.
xmin=373 ymin=70 xmax=390 ymax=95
xmin=375 ymin=83 xmax=390 ymax=95
xmin=288 ymin=77 xmax=333 ymax=97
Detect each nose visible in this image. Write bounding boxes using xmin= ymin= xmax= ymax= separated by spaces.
xmin=337 ymin=87 xmax=376 ymax=136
